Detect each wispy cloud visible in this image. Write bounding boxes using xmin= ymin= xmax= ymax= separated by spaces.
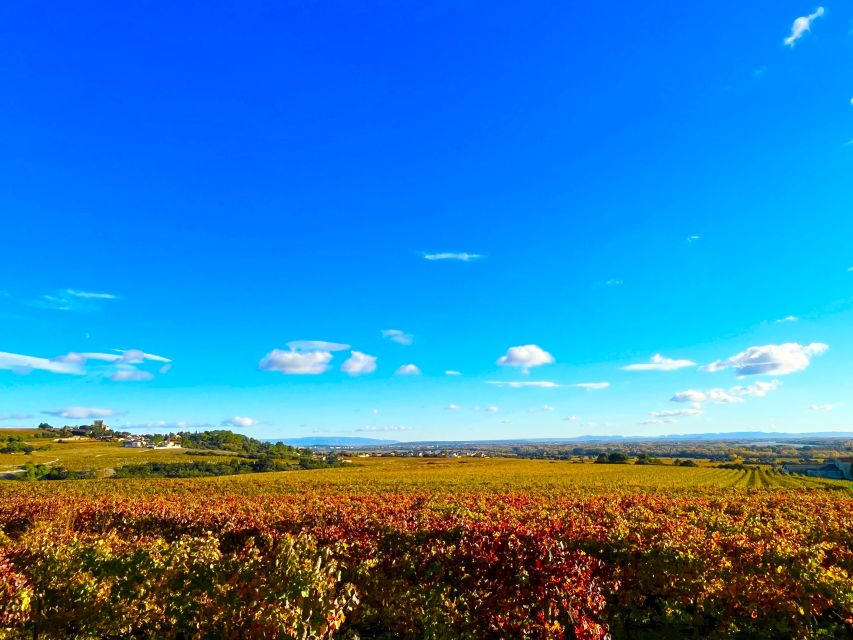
xmin=445 ymin=403 xmax=461 ymax=410
xmin=497 ymin=344 xmax=554 ymax=373
xmin=0 ymin=412 xmax=33 ymax=421
xmin=357 ymin=425 xmax=409 ymax=432
xmin=605 ymin=279 xmax=623 ymax=286
xmin=341 ymin=351 xmax=378 ymax=375
xmin=0 ymin=351 xmax=84 ymax=375
xmin=445 ymin=370 xmax=462 ymax=376
xmin=109 ymin=366 xmax=154 ymax=382
xmin=486 ymin=380 xmax=559 ymax=388
xmin=775 ymin=315 xmax=799 ymax=323
xmin=572 ymin=382 xmax=610 ymax=390
xmin=702 ymin=342 xmax=828 ymax=376
xmin=784 ymin=6 xmax=824 ymax=47
xmin=423 ymin=252 xmax=483 ymax=262
xmin=43 ymin=407 xmax=122 ymax=420
xmin=730 ymin=380 xmax=782 ymax=397
xmin=65 ymin=289 xmax=117 ymax=300
xmin=622 ymin=354 xmax=696 ymax=372
xmin=31 ymin=289 xmax=118 ymax=311
xmin=381 ymin=329 xmax=413 ymax=345
xmin=650 ymin=408 xmax=702 ymax=418
xmin=687 ymin=235 xmax=701 ymax=243
xmin=286 ymin=340 xmax=350 ymax=352
xmin=809 ymin=403 xmax=833 ymax=411
xmin=395 ymin=364 xmax=421 ymax=375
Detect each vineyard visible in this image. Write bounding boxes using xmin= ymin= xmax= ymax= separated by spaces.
xmin=0 ymin=459 xmax=851 ymax=639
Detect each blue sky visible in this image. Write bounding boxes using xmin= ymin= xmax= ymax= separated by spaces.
xmin=1 ymin=1 xmax=852 ymax=440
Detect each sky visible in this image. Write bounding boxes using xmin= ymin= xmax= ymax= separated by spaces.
xmin=1 ymin=1 xmax=852 ymax=440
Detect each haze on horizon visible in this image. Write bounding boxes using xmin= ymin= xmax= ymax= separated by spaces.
xmin=1 ymin=2 xmax=852 ymax=440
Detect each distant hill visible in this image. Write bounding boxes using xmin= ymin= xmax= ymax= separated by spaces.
xmin=266 ymin=437 xmax=400 ymax=447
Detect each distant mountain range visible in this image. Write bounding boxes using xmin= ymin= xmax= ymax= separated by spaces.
xmin=264 ymin=431 xmax=853 ymax=448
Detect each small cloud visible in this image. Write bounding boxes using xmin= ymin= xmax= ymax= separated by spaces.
xmin=752 ymin=67 xmax=767 ymax=78
xmin=423 ymin=252 xmax=483 ymax=262
xmin=486 ymin=380 xmax=560 ymax=388
xmin=642 ymin=418 xmax=677 ymax=425
xmin=572 ymin=382 xmax=610 ymax=390
xmin=221 ymin=416 xmax=258 ymax=428
xmin=542 ymin=405 xmax=555 ymax=412
xmin=687 ymin=235 xmax=701 ymax=243
xmin=357 ymin=425 xmax=409 ymax=432
xmin=31 ymin=289 xmax=118 ymax=311
xmin=775 ymin=315 xmax=799 ymax=323
xmin=809 ymin=403 xmax=833 ymax=411
xmin=381 ymin=329 xmax=413 ymax=346
xmin=784 ymin=6 xmax=825 ymax=47
xmin=259 ymin=349 xmax=333 ymax=375
xmin=445 ymin=403 xmax=461 ymax=411
xmin=0 ymin=412 xmax=33 ymax=421
xmin=563 ymin=415 xmax=578 ymax=421
xmin=109 ymin=366 xmax=154 ymax=382
xmin=622 ymin=354 xmax=696 ymax=372
xmin=485 ymin=405 xmax=499 ymax=413
xmin=43 ymin=407 xmax=121 ymax=420
xmin=445 ymin=370 xmax=462 ymax=376
xmin=497 ymin=344 xmax=554 ymax=373
xmin=730 ymin=380 xmax=782 ymax=397
xmin=395 ymin=364 xmax=421 ymax=376
xmin=702 ymin=342 xmax=828 ymax=376
xmin=605 ymin=279 xmax=623 ymax=286
xmin=159 ymin=364 xmax=172 ymax=375
xmin=372 ymin=408 xmax=380 ymax=416
xmin=341 ymin=351 xmax=378 ymax=375
xmin=670 ymin=388 xmax=742 ymax=404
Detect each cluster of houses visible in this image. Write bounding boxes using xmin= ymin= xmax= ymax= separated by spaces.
xmin=121 ymin=435 xmax=181 ymax=450
xmin=781 ymin=457 xmax=853 ymax=481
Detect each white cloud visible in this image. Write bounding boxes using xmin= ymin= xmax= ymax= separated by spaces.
xmin=259 ymin=349 xmax=333 ymax=374
xmin=497 ymin=344 xmax=554 ymax=372
xmin=642 ymin=418 xmax=676 ymax=425
xmin=358 ymin=425 xmax=409 ymax=432
xmin=446 ymin=403 xmax=461 ymax=410
xmin=445 ymin=370 xmax=462 ymax=376
xmin=784 ymin=6 xmax=825 ymax=46
xmin=110 ymin=366 xmax=154 ymax=382
xmin=0 ymin=351 xmax=84 ymax=375
xmin=381 ymin=329 xmax=413 ymax=346
xmin=622 ymin=354 xmax=696 ymax=372
xmin=775 ymin=315 xmax=799 ymax=323
xmin=650 ymin=408 xmax=703 ymax=418
xmin=542 ymin=405 xmax=555 ymax=412
xmin=221 ymin=416 xmax=258 ymax=428
xmin=670 ymin=388 xmax=742 ymax=404
xmin=423 ymin=252 xmax=482 ymax=262
xmin=486 ymin=380 xmax=560 ymax=388
xmin=371 ymin=408 xmax=380 ymax=416
xmin=572 ymin=382 xmax=610 ymax=390
xmin=159 ymin=364 xmax=172 ymax=374
xmin=485 ymin=405 xmax=499 ymax=413
xmin=810 ymin=403 xmax=833 ymax=411
xmin=341 ymin=351 xmax=378 ymax=375
xmin=286 ymin=340 xmax=350 ymax=352
xmin=702 ymin=342 xmax=828 ymax=376
xmin=605 ymin=279 xmax=623 ymax=286
xmin=687 ymin=235 xmax=701 ymax=243
xmin=0 ymin=412 xmax=33 ymax=421
xmin=43 ymin=407 xmax=120 ymax=420
xmin=730 ymin=380 xmax=782 ymax=397
xmin=395 ymin=364 xmax=421 ymax=375
xmin=65 ymin=289 xmax=117 ymax=300
xmin=564 ymin=415 xmax=578 ymax=421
